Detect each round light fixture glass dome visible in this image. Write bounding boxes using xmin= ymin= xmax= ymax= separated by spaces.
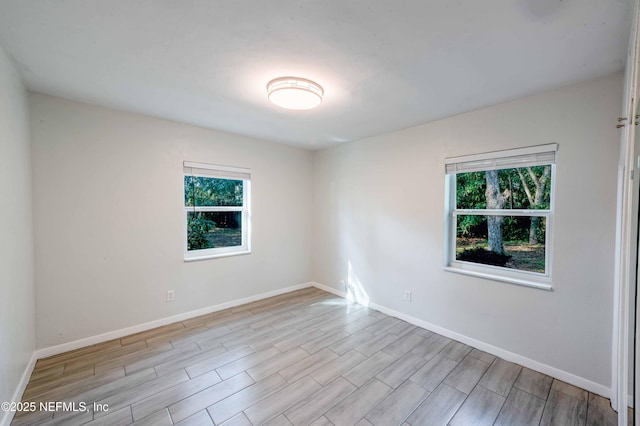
xmin=267 ymin=77 xmax=323 ymax=110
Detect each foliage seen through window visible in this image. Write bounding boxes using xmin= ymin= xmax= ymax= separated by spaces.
xmin=455 ymin=165 xmax=551 ymax=273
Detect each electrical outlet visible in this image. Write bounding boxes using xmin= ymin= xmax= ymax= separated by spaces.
xmin=404 ymin=290 xmax=412 ymax=302
xmin=166 ymin=290 xmax=175 ymax=302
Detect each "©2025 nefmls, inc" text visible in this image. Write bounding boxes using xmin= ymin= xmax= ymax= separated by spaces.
xmin=1 ymin=401 xmax=109 ymax=413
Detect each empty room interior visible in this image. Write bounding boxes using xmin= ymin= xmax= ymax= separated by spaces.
xmin=3 ymin=1 xmax=640 ymax=425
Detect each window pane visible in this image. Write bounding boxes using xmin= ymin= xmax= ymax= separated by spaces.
xmin=184 ymin=175 xmax=195 ymax=207
xmin=184 ymin=176 xmax=243 ymax=207
xmin=187 ymin=211 xmax=242 ymax=251
xmin=455 ymin=215 xmax=546 ymax=274
xmin=456 ymin=166 xmax=551 ymax=210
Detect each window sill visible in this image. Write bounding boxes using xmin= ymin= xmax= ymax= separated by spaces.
xmin=184 ymin=250 xmax=251 ymax=262
xmin=444 ymin=266 xmax=552 ymax=291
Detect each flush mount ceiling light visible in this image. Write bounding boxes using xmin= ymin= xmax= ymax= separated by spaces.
xmin=267 ymin=77 xmax=323 ymax=110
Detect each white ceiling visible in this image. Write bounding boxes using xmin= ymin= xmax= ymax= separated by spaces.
xmin=0 ymin=1 xmax=633 ymax=149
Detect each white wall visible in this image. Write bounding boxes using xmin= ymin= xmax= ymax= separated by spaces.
xmin=0 ymin=46 xmax=35 ymax=405
xmin=27 ymin=72 xmax=622 ymax=392
xmin=30 ymin=94 xmax=313 ymax=348
xmin=312 ymin=73 xmax=622 ymax=389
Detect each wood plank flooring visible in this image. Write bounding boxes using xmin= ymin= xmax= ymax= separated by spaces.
xmin=12 ymin=288 xmax=624 ymax=425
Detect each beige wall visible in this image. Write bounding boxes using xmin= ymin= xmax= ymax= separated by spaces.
xmin=0 ymin=46 xmax=35 ymax=408
xmin=312 ymin=73 xmax=622 ymax=389
xmin=30 ymin=94 xmax=313 ymax=348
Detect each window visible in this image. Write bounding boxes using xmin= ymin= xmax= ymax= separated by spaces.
xmin=183 ymin=162 xmax=251 ymax=260
xmin=444 ymin=144 xmax=557 ymax=289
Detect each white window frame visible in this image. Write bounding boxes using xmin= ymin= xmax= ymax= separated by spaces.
xmin=183 ymin=162 xmax=251 ymax=261
xmin=444 ymin=144 xmax=557 ymax=290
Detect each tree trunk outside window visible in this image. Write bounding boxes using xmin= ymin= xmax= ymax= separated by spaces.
xmin=485 ymin=170 xmax=510 ymax=254
xmin=516 ymin=165 xmax=551 ymax=244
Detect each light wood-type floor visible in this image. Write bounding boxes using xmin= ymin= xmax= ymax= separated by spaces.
xmin=13 ymin=287 xmax=623 ymax=426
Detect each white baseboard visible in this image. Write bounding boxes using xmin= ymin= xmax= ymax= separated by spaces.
xmin=1 ymin=352 xmax=37 ymax=426
xmin=35 ymin=282 xmax=313 ymax=359
xmin=9 ymin=279 xmax=621 ymax=423
xmin=312 ymin=282 xmax=348 ymax=298
xmin=312 ymin=281 xmax=612 ymax=400
xmin=4 ymin=282 xmax=313 ymax=425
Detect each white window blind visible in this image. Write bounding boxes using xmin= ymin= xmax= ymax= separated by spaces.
xmin=183 ymin=161 xmax=251 ymax=181
xmin=445 ymin=143 xmax=557 ymax=174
